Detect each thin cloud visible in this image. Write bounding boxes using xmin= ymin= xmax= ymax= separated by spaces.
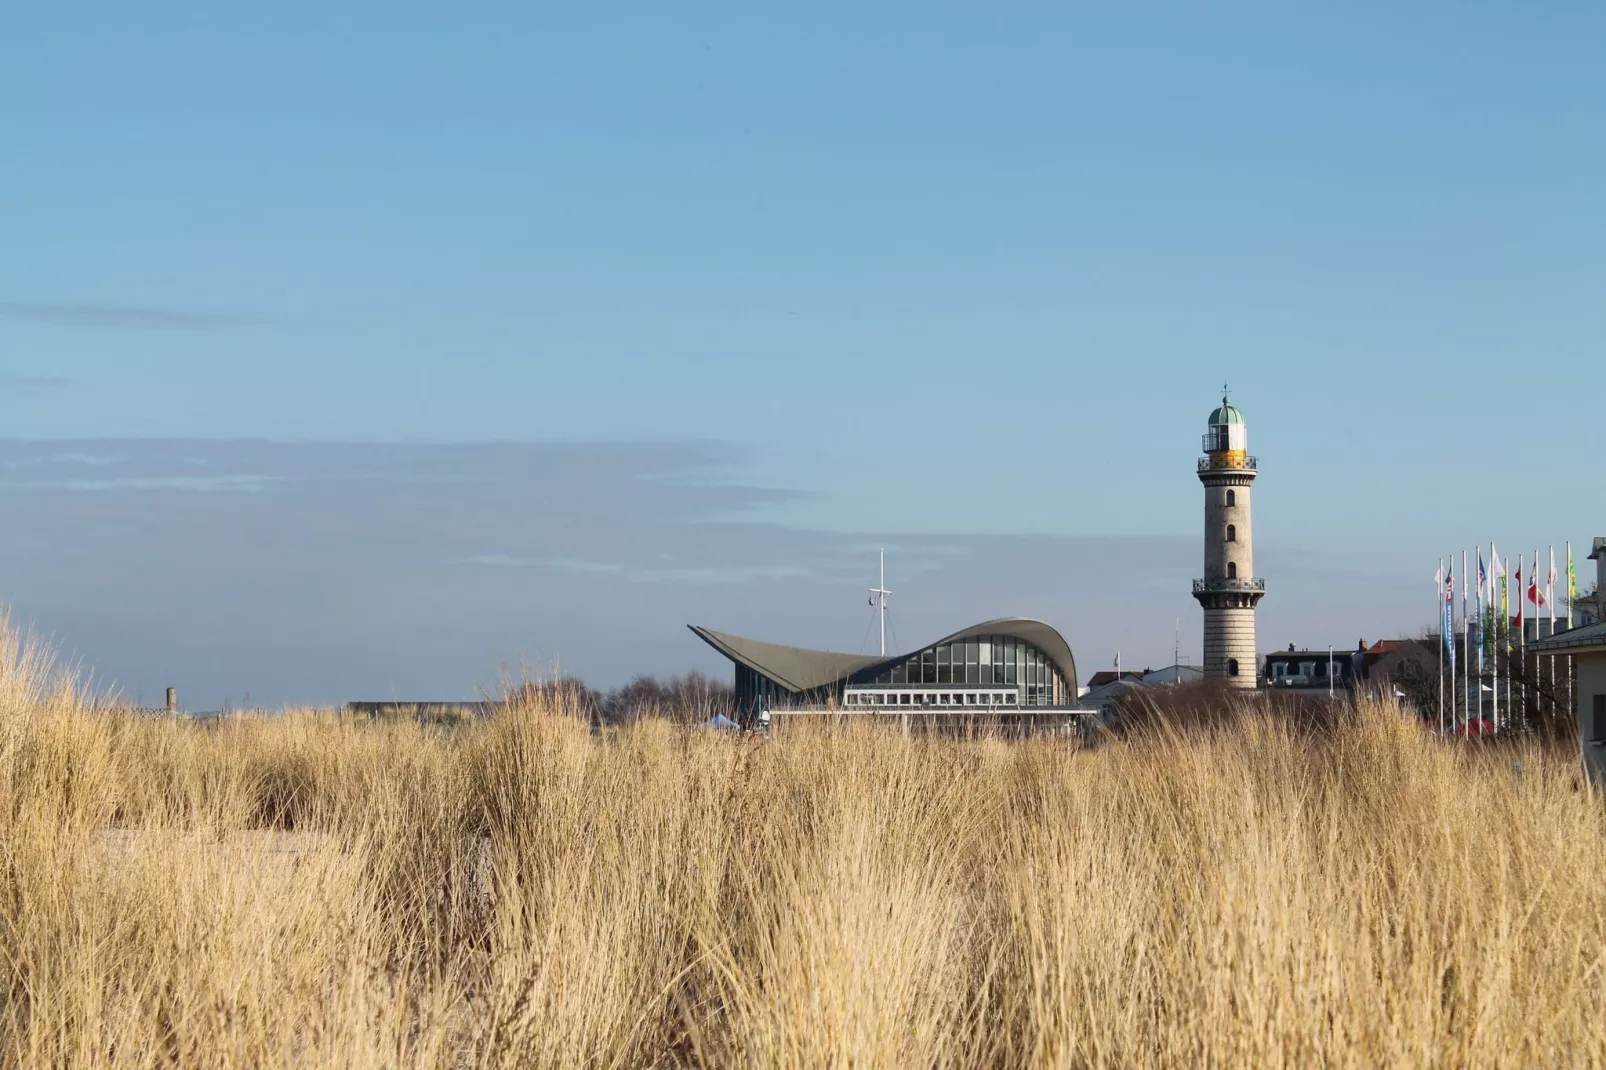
xmin=0 ymin=373 xmax=71 ymax=392
xmin=0 ymin=301 xmax=252 ymax=331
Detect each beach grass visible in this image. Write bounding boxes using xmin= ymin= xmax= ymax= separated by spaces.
xmin=1 ymin=616 xmax=1602 ymax=1067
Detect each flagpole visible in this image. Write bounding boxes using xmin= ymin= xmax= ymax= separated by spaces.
xmin=1461 ymin=548 xmax=1469 ymax=725
xmin=1515 ymin=551 xmax=1523 ymax=726
xmin=1475 ymin=548 xmax=1484 ymax=726
xmin=1437 ymin=557 xmax=1445 ymax=733
xmin=1568 ymin=541 xmax=1576 ymax=722
xmin=1490 ymin=543 xmax=1499 ymax=732
xmin=1534 ymin=547 xmax=1541 ymax=718
xmin=1548 ymin=545 xmax=1557 ymax=719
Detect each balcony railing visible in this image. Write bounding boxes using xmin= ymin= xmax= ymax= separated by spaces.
xmin=1198 ymin=455 xmax=1258 ymax=473
xmin=1193 ymin=578 xmax=1267 ymax=594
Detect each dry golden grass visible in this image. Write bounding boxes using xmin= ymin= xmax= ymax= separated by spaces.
xmin=2 ymin=615 xmax=1604 ymax=1067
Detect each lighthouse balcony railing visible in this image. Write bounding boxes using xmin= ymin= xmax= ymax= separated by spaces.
xmin=1198 ymin=454 xmax=1258 ymax=472
xmin=1193 ymin=578 xmax=1267 ymax=595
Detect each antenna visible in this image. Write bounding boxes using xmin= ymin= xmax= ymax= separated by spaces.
xmin=869 ymin=549 xmax=891 ymax=656
xmin=1174 ymin=618 xmax=1180 ymax=668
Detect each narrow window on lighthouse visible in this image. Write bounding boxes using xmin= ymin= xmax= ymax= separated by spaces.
xmin=1228 ymin=659 xmax=1240 ymax=677
xmin=1226 ymin=489 xmax=1236 ymax=507
xmin=1226 ymin=524 xmax=1237 ymax=542
xmin=1227 ymin=562 xmax=1238 ymax=579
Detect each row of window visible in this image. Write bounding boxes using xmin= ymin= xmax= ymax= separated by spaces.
xmin=1268 ymin=660 xmax=1350 ymax=679
xmin=872 ymin=635 xmax=1066 ymax=701
xmin=845 ymin=689 xmax=1020 ymax=708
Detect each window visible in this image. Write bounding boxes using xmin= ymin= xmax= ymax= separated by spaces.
xmin=1593 ymin=695 xmax=1606 ymax=743
xmin=1226 ymin=489 xmax=1236 ymax=507
xmin=1227 ymin=562 xmax=1237 ymax=579
xmin=1228 ymin=658 xmax=1239 ymax=677
xmin=1226 ymin=524 xmax=1237 ymax=543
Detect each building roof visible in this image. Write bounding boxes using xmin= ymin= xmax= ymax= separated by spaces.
xmin=687 ymin=628 xmax=885 ymax=694
xmin=1363 ymin=639 xmax=1411 ymax=656
xmin=1086 ymin=669 xmax=1146 ymax=688
xmin=689 ymin=617 xmax=1080 ymax=695
xmin=1528 ymin=620 xmax=1606 ymax=654
xmin=1267 ymin=648 xmax=1356 ymax=659
xmin=1208 ymin=395 xmax=1244 ymax=426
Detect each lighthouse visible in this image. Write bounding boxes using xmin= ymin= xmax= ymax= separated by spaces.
xmin=1192 ymin=392 xmax=1263 ymax=687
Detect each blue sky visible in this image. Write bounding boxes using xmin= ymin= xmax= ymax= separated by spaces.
xmin=1 ymin=5 xmax=1601 ymax=706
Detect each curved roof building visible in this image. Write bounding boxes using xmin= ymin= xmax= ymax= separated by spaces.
xmin=690 ymin=617 xmax=1079 ymax=711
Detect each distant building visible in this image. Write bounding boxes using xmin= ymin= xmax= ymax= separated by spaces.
xmin=689 ymin=618 xmax=1081 ymax=715
xmin=1081 ymin=664 xmax=1205 ymax=717
xmin=1570 ymin=537 xmax=1606 ymax=628
xmin=1356 ymin=638 xmax=1438 ymax=697
xmin=1529 ymin=621 xmax=1606 ymax=784
xmin=1263 ymin=644 xmax=1358 ymax=692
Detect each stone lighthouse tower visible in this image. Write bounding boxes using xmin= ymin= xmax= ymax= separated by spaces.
xmin=1192 ymin=392 xmax=1263 ymax=687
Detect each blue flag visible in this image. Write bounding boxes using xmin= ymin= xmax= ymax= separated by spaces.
xmin=1444 ymin=561 xmax=1457 ymax=675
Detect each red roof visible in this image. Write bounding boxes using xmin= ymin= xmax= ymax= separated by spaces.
xmin=1364 ymin=639 xmax=1413 ymax=656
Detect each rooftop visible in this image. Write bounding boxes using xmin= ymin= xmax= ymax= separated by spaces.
xmin=1207 ymin=395 xmax=1244 ymax=426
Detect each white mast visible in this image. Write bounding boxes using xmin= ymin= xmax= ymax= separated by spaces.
xmin=869 ymin=549 xmax=891 ymax=657
xmin=1483 ymin=543 xmax=1496 ymax=732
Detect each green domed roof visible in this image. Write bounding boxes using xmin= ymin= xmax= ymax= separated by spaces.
xmin=1207 ymin=395 xmax=1244 ymax=426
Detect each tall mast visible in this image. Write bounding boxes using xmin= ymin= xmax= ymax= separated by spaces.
xmin=869 ymin=549 xmax=891 ymax=657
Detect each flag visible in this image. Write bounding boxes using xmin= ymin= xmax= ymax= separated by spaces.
xmin=1569 ymin=543 xmax=1577 ymax=630
xmin=1444 ymin=559 xmax=1457 ymax=674
xmin=1515 ymin=558 xmax=1524 ymax=627
xmin=1528 ymin=573 xmax=1544 ymax=610
xmin=1498 ymin=550 xmax=1510 ymax=647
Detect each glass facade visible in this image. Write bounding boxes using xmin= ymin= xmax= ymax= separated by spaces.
xmin=868 ymin=634 xmax=1068 ymax=706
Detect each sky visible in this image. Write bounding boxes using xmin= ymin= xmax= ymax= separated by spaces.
xmin=0 ymin=4 xmax=1601 ymax=707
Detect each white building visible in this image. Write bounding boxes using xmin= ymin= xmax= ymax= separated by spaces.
xmin=1080 ymin=664 xmax=1205 ymax=718
xmin=1531 ymin=539 xmax=1606 ymax=782
xmin=1530 ymin=622 xmax=1606 ymax=784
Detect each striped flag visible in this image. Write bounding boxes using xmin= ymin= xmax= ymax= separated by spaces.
xmin=1444 ymin=558 xmax=1457 ymax=674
